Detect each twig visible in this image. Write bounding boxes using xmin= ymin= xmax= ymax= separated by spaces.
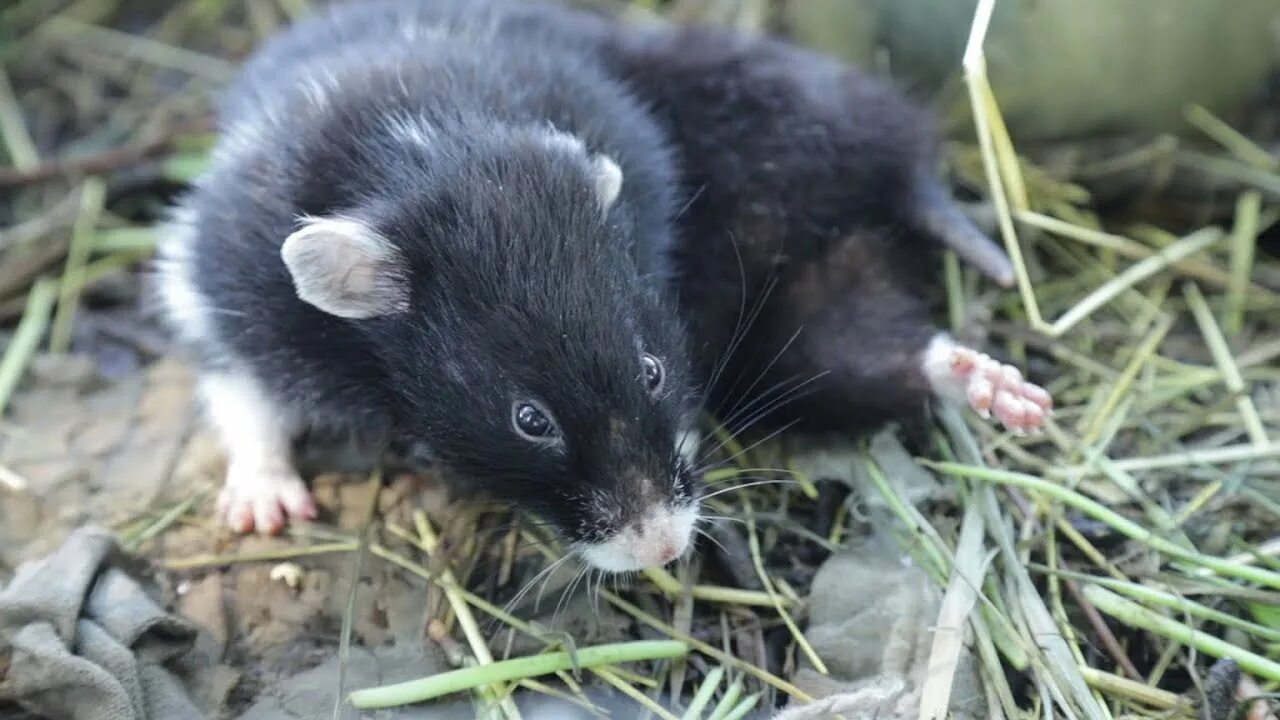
xmin=42 ymin=16 xmax=236 ymax=82
xmin=1183 ymin=106 xmax=1278 ymax=171
xmin=0 ymin=279 xmax=58 ymax=417
xmin=1062 ymin=576 xmax=1142 ymax=680
xmin=1225 ymin=192 xmax=1263 ymax=335
xmin=0 ymin=119 xmax=212 ymax=187
xmin=49 ymin=177 xmax=106 ymax=353
xmin=334 ymin=471 xmax=383 ymax=720
xmin=415 ymin=511 xmax=523 ymax=720
xmin=603 ymin=591 xmax=813 ymax=702
xmin=642 ymin=566 xmax=788 ymax=607
xmin=1050 ymin=228 xmax=1222 ymax=336
xmin=1078 ymin=666 xmax=1192 ymax=715
xmin=161 ymin=541 xmax=358 ymax=570
xmin=961 ymin=0 xmax=1042 ymax=329
xmin=744 ymin=502 xmax=827 ymax=675
xmin=1052 ymin=442 xmax=1280 ymax=476
xmin=0 ymin=67 xmax=37 ymax=171
xmin=1183 ymin=281 xmax=1269 ymax=446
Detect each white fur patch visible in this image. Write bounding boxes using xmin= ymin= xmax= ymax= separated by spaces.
xmin=281 ymin=216 xmax=410 ymax=319
xmin=386 ymin=113 xmax=438 ymax=150
xmin=592 ymin=154 xmax=623 ymax=212
xmin=154 ymin=205 xmax=214 ymax=346
xmin=533 ymin=129 xmax=623 ymax=212
xmin=298 ymin=73 xmax=335 ymax=110
xmin=920 ymin=332 xmax=966 ymax=402
xmin=577 ymin=503 xmax=699 ymax=573
xmin=540 ymin=127 xmax=587 ymax=156
xmin=676 ymin=426 xmax=702 ymax=468
xmin=198 ymin=371 xmax=296 ymax=469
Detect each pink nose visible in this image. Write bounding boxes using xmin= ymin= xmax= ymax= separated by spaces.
xmin=655 ymin=543 xmax=678 ymax=565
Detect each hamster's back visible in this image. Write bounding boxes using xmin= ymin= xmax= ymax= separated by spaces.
xmin=219 ymin=0 xmax=614 ymax=124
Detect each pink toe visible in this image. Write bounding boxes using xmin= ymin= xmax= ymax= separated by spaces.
xmin=227 ymin=502 xmax=255 ymax=534
xmin=993 ymin=392 xmax=1025 ymax=430
xmin=967 ymin=377 xmax=995 ymax=416
xmin=255 ymin=499 xmax=286 ymax=536
xmin=978 ymin=361 xmax=1003 ymax=386
xmin=1020 ymin=400 xmax=1046 ymax=431
xmin=949 ymin=347 xmax=978 ymax=378
xmin=998 ymin=365 xmax=1023 ymax=388
xmin=283 ymin=489 xmax=317 ymax=521
xmin=1022 ymin=383 xmax=1053 ymax=410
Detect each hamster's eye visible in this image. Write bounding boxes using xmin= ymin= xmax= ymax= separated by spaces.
xmin=513 ymin=402 xmax=558 ymax=440
xmin=642 ymin=353 xmax=664 ymax=395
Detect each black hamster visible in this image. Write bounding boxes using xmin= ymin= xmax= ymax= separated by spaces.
xmin=398 ymin=0 xmax=1053 ymax=436
xmin=155 ymin=0 xmax=703 ymax=573
xmin=595 ymin=20 xmax=1053 ymax=437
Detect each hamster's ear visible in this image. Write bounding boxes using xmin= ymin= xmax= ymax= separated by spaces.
xmin=280 ymin=217 xmax=410 ymax=319
xmin=592 ymin=154 xmax=623 ymax=212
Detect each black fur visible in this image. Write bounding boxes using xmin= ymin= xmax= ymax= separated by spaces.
xmin=166 ymin=0 xmax=699 ymax=543
xmin=346 ymin=0 xmax=971 ymax=439
xmin=598 ymin=24 xmax=953 ymax=436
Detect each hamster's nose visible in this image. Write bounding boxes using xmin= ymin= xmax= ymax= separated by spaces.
xmin=633 ymin=516 xmax=692 ymax=567
xmin=655 ymin=543 xmax=679 ymax=565
xmin=578 ymin=502 xmax=700 ymax=572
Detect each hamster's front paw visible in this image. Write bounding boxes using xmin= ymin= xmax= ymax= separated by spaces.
xmin=217 ymin=460 xmax=318 ymax=535
xmin=922 ymin=335 xmax=1053 ymax=435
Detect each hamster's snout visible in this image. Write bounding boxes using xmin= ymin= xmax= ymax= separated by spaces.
xmin=578 ymin=502 xmax=699 ymax=573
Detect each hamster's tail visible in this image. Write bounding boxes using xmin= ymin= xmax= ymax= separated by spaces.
xmin=913 ymin=179 xmax=1016 ymax=288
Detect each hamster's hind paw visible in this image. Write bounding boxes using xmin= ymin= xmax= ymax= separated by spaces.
xmin=923 ymin=335 xmax=1053 ymax=435
xmin=217 ymin=461 xmax=318 ymax=535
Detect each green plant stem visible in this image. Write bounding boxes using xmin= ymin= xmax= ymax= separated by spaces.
xmin=1029 ymin=564 xmax=1280 ymax=642
xmin=680 ymin=666 xmax=724 ymax=720
xmin=348 ymin=641 xmax=689 ymax=710
xmin=927 ymin=461 xmax=1280 ymax=590
xmin=0 ymin=279 xmax=58 ymax=416
xmin=1083 ymin=585 xmax=1280 ymax=682
xmin=50 ymin=177 xmax=106 ymax=353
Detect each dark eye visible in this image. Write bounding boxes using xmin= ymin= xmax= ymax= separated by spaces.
xmin=513 ymin=402 xmax=557 ymax=440
xmin=642 ymin=353 xmax=664 ymax=395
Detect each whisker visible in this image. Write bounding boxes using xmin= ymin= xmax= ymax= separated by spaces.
xmin=491 ymin=553 xmax=569 ymax=632
xmin=590 ymin=569 xmax=605 ymax=616
xmin=699 ymin=415 xmax=804 ymax=472
xmin=708 ymin=369 xmax=829 ymax=460
xmin=698 ymin=376 xmax=820 ymax=466
xmin=700 ymin=232 xmax=753 ymax=405
xmin=698 ymin=514 xmax=747 ymax=526
xmin=717 ymin=324 xmax=805 ymax=428
xmin=698 ymin=465 xmax=804 ymax=477
xmin=693 ymin=527 xmax=731 ymax=557
xmin=712 ymin=368 xmax=824 ymax=448
xmin=707 ymin=274 xmax=780 ymax=420
xmin=698 ymin=478 xmax=800 ymax=502
xmin=532 ymin=555 xmax=571 ymax=610
xmin=553 ymin=565 xmax=589 ymax=629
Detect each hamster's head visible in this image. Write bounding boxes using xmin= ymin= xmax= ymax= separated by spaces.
xmin=279 ymin=123 xmax=702 ymax=572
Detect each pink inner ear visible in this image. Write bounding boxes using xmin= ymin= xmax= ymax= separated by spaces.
xmin=281 ymin=217 xmax=409 ymax=319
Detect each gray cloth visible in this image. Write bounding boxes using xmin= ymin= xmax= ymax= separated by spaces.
xmin=780 ymin=543 xmax=984 ymax=720
xmin=0 ymin=527 xmax=207 ymax=720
